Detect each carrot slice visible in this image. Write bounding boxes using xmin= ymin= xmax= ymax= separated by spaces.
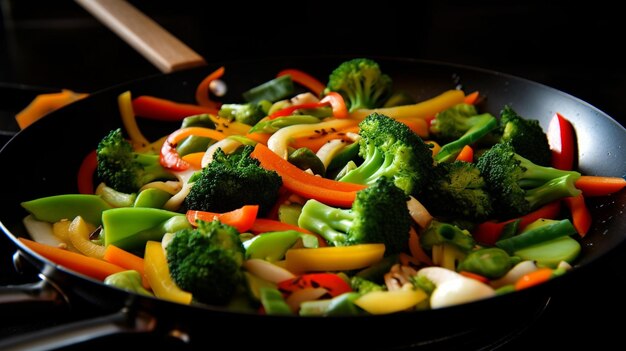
xmin=455 ymin=145 xmax=474 ymax=163
xmin=463 ymin=91 xmax=480 ymax=105
xmin=515 ymin=268 xmax=553 ymax=290
xmin=19 ymin=238 xmax=125 ymax=281
xmin=103 ymin=245 xmax=150 ymax=289
xmin=563 ymin=194 xmax=592 ymax=237
xmin=575 ymin=176 xmax=626 ymax=197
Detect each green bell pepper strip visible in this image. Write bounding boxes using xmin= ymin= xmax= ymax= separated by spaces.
xmin=260 ymin=287 xmax=293 ymax=315
xmin=244 ymin=230 xmax=318 ymax=261
xmin=496 ymin=219 xmax=576 ymax=254
xmin=243 ymin=75 xmax=294 ymax=104
xmin=514 ymin=236 xmax=581 ymax=268
xmin=133 ymin=188 xmax=172 ymax=208
xmin=249 ymin=115 xmax=320 ymax=134
xmin=21 ymin=194 xmax=112 ymax=225
xmin=102 ymin=208 xmax=190 ymax=250
xmin=96 ymin=183 xmax=136 ymax=208
xmin=434 ymin=114 xmax=498 ymax=162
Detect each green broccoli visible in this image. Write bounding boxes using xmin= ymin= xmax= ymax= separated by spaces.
xmin=96 ymin=129 xmax=176 ymax=193
xmin=324 ymin=58 xmax=392 ymax=112
xmin=422 ymin=161 xmax=493 ymax=221
xmin=338 ymin=113 xmax=434 ymax=196
xmin=498 ymin=105 xmax=552 ymax=166
xmin=420 ymin=220 xmax=476 ymax=252
xmin=166 ymin=220 xmax=245 ymax=305
xmin=183 ymin=145 xmax=282 ymax=214
xmin=298 ymin=177 xmax=410 ymax=256
xmin=218 ymin=101 xmax=270 ymax=126
xmin=476 ymin=143 xmax=581 ymax=217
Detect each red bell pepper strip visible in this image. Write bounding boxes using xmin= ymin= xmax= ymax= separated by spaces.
xmin=132 ymin=95 xmax=218 ymax=121
xmin=575 ymin=176 xmax=626 ymax=196
xmin=268 ymin=92 xmax=348 ymax=120
xmin=195 ymin=66 xmax=225 ymax=108
xmin=186 ymin=205 xmax=259 ymax=233
xmin=547 ymin=113 xmax=575 ymax=170
xmin=455 ymin=145 xmax=474 ymax=163
xmin=277 ymin=273 xmax=352 ymax=297
xmin=472 ymin=201 xmax=562 ymax=245
xmin=160 ymin=127 xmax=227 ymax=171
xmin=459 ymin=271 xmax=489 ymax=284
xmin=77 ymin=150 xmax=98 ymax=194
xmin=563 ymin=194 xmax=592 ymax=237
xmin=277 ymin=69 xmax=325 ymax=97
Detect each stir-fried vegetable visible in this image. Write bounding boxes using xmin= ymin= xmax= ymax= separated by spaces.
xmin=17 ymin=58 xmax=625 ymax=316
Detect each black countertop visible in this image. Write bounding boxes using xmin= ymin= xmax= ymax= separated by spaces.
xmin=1 ymin=1 xmax=625 ymax=349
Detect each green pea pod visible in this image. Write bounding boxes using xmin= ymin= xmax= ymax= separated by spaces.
xmin=288 ymin=148 xmax=325 ymax=176
xmin=327 ymin=141 xmax=360 ymax=175
xmin=133 ymin=188 xmax=172 ymax=208
xmin=434 ymin=113 xmax=498 ymax=162
xmin=457 ymin=248 xmax=521 ymax=279
xmin=96 ymin=184 xmax=136 ymax=208
xmin=104 ymin=270 xmax=153 ymax=296
xmin=21 ymin=194 xmax=112 ymax=225
xmin=244 ymin=230 xmax=302 ymax=261
xmin=176 ymin=135 xmax=213 ymax=156
xmin=249 ymin=115 xmax=320 ymax=134
xmin=181 ymin=114 xmax=216 ymax=129
xmin=103 ymin=208 xmax=190 ymax=250
xmin=496 ymin=219 xmax=576 ymax=254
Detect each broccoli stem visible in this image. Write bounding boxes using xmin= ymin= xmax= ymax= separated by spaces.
xmin=298 ymin=199 xmax=355 ymax=246
xmin=525 ymin=175 xmax=581 ymax=209
xmin=516 ymin=155 xmax=581 ymax=188
xmin=339 ymin=144 xmax=383 ymax=184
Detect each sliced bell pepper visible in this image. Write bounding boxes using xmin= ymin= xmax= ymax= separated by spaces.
xmin=563 ymin=194 xmax=592 ymax=237
xmin=455 ymin=144 xmax=474 ymax=163
xmin=354 ymin=284 xmax=427 ymax=315
xmin=118 ymin=91 xmax=150 ymax=150
xmin=547 ymin=112 xmax=575 ymax=170
xmin=244 ymin=230 xmax=303 ymax=261
xmin=277 ymin=69 xmax=325 ymax=97
xmin=21 ymin=194 xmax=112 ymax=226
xmin=277 ymin=273 xmax=352 ymax=297
xmin=160 ymin=127 xmax=227 ymax=171
xmin=144 ymin=241 xmax=192 ymax=304
xmin=132 ymin=95 xmax=218 ymax=121
xmin=285 ymin=244 xmax=385 ymax=273
xmin=15 ymin=89 xmax=88 ymax=129
xmin=77 ymin=150 xmax=98 ymax=194
xmin=185 ymin=205 xmax=259 ymax=233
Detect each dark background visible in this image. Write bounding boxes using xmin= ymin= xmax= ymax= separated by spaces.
xmin=1 ymin=1 xmax=624 ymax=349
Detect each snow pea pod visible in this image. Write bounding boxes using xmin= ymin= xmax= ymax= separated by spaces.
xmin=21 ymin=194 xmax=112 ymax=225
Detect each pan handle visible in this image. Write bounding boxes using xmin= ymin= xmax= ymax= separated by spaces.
xmin=0 ymin=276 xmax=69 ymax=316
xmin=0 ymin=307 xmax=159 ymax=351
xmin=74 ymin=0 xmax=207 ymax=73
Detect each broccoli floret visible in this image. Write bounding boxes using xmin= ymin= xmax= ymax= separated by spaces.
xmin=298 ymin=177 xmax=410 ymax=256
xmin=498 ymin=106 xmax=552 ymax=166
xmin=350 ymin=276 xmax=385 ymax=294
xmin=218 ymin=101 xmax=270 ymax=126
xmin=324 ymin=58 xmax=392 ymax=112
xmin=338 ymin=113 xmax=434 ymax=196
xmin=183 ymin=145 xmax=282 ymax=214
xmin=422 ymin=161 xmax=493 ymax=221
xmin=430 ymin=103 xmax=486 ymax=142
xmin=166 ymin=220 xmax=245 ymax=305
xmin=477 ymin=143 xmax=581 ymax=217
xmin=96 ymin=129 xmax=175 ymax=193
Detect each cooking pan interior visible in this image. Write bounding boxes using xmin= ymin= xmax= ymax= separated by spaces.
xmin=0 ymin=57 xmax=624 ymax=345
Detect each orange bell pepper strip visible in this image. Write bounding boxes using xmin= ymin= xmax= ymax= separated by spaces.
xmin=575 ymin=176 xmax=626 ymax=197
xmin=455 ymin=145 xmax=474 ymax=163
xmin=459 ymin=271 xmax=490 ymax=284
xmin=77 ymin=150 xmax=98 ymax=194
xmin=563 ymin=194 xmax=592 ymax=237
xmin=160 ymin=127 xmax=227 ymax=171
xmin=472 ymin=201 xmax=562 ymax=245
xmin=186 ymin=205 xmax=259 ymax=233
xmin=132 ymin=95 xmax=218 ymax=121
xmin=195 ymin=66 xmax=225 ymax=109
xmin=16 ymin=89 xmax=88 ymax=129
xmin=19 ymin=238 xmax=125 ymax=281
xmin=514 ymin=268 xmax=553 ymax=291
xmin=250 ymin=143 xmax=366 ymax=207
xmin=463 ymin=91 xmax=480 ymax=105
xmin=277 ymin=69 xmax=325 ymax=97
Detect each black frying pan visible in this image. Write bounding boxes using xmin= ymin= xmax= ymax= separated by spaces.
xmin=0 ymin=56 xmax=625 ymax=349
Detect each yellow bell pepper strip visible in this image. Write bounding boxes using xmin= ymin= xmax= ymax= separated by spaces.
xmin=195 ymin=66 xmax=225 ymax=108
xmin=77 ymin=150 xmax=98 ymax=194
xmin=160 ymin=127 xmax=227 ymax=171
xmin=21 ymin=194 xmax=112 ymax=226
xmin=251 ymin=143 xmax=366 ymax=207
xmin=118 ymin=91 xmax=150 ymax=150
xmin=144 ymin=241 xmax=192 ymax=304
xmin=15 ymin=89 xmax=88 ymax=129
xmin=285 ymin=243 xmax=385 ymax=273
xmin=104 ymin=244 xmax=150 ymax=289
xmin=349 ymin=89 xmax=465 ymax=120
xmin=18 ymin=238 xmax=125 ymax=281
xmin=354 ymin=284 xmax=427 ymax=315
xmin=67 ymin=216 xmax=105 ymax=259
xmin=277 ymin=68 xmax=325 ymax=97
xmin=185 ymin=205 xmax=259 ymax=233
xmin=132 ymin=95 xmax=219 ymax=121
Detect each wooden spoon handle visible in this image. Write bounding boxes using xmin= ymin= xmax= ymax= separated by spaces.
xmin=75 ymin=0 xmax=206 ymax=73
